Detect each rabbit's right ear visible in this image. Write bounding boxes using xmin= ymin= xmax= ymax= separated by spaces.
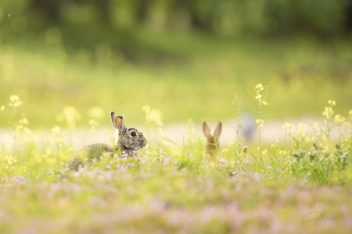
xmin=203 ymin=122 xmax=211 ymax=138
xmin=111 ymin=112 xmax=126 ymax=131
xmin=213 ymin=122 xmax=222 ymax=137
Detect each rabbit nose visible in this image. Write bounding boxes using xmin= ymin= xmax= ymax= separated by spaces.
xmin=131 ymin=132 xmax=137 ymax=136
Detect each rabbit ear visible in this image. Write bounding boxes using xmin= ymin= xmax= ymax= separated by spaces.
xmin=203 ymin=122 xmax=211 ymax=138
xmin=111 ymin=112 xmax=126 ymax=131
xmin=213 ymin=122 xmax=222 ymax=137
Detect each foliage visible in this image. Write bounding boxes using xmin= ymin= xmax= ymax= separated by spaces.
xmin=0 ymin=35 xmax=352 ymax=127
xmin=0 ymin=88 xmax=352 ymax=232
xmin=0 ymin=0 xmax=348 ymax=37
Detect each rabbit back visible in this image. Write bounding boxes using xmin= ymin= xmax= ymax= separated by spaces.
xmin=68 ymin=143 xmax=116 ymax=171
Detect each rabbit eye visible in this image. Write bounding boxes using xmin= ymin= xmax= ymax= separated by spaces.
xmin=131 ymin=132 xmax=137 ymax=136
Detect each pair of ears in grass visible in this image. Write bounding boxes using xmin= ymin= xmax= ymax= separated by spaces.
xmin=203 ymin=122 xmax=222 ymax=138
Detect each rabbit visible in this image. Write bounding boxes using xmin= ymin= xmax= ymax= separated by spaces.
xmin=202 ymin=121 xmax=222 ymax=157
xmin=68 ymin=111 xmax=147 ymax=171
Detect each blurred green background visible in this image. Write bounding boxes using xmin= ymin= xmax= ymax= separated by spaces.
xmin=0 ymin=0 xmax=352 ymax=128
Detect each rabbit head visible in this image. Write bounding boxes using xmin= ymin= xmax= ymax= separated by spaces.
xmin=111 ymin=112 xmax=147 ymax=155
xmin=203 ymin=121 xmax=222 ymax=156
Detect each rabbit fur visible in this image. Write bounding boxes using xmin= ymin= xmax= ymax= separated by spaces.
xmin=68 ymin=112 xmax=147 ymax=170
xmin=203 ymin=121 xmax=222 ymax=157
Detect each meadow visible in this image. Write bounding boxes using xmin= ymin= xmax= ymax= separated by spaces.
xmin=1 ymin=30 xmax=352 ymax=127
xmin=1 ymin=31 xmax=352 ymax=233
xmin=1 ymin=84 xmax=352 ymax=233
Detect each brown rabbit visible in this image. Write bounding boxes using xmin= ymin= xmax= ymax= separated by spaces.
xmin=203 ymin=121 xmax=222 ymax=157
xmin=68 ymin=112 xmax=147 ymax=170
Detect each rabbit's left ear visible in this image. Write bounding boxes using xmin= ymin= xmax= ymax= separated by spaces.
xmin=111 ymin=112 xmax=126 ymax=131
xmin=213 ymin=122 xmax=222 ymax=137
xmin=203 ymin=122 xmax=211 ymax=138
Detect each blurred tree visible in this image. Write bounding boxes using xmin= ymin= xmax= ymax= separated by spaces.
xmin=1 ymin=0 xmax=349 ymax=37
xmin=346 ymin=0 xmax=352 ymax=32
xmin=262 ymin=0 xmax=344 ymax=37
xmin=30 ymin=0 xmax=61 ymax=21
xmin=93 ymin=0 xmax=111 ymax=25
xmin=176 ymin=0 xmax=215 ymax=31
xmin=135 ymin=0 xmax=150 ymax=23
xmin=29 ymin=0 xmax=112 ymax=25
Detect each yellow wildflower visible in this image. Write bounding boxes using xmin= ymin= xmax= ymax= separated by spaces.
xmin=322 ymin=106 xmax=333 ymax=119
xmin=297 ymin=123 xmax=306 ymax=137
xmin=282 ymin=123 xmax=294 ymax=131
xmin=328 ymin=100 xmax=336 ymax=106
xmin=255 ymin=83 xmax=264 ymax=91
xmin=256 ymin=119 xmax=265 ymax=127
xmin=52 ymin=126 xmax=61 ymax=134
xmin=334 ymin=115 xmax=345 ymax=125
xmin=9 ymin=95 xmax=22 ymax=107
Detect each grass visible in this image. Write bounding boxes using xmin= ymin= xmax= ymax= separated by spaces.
xmin=0 ymin=86 xmax=351 ymax=233
xmin=1 ymin=27 xmax=352 ymax=232
xmin=0 ymin=30 xmax=352 ymax=128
